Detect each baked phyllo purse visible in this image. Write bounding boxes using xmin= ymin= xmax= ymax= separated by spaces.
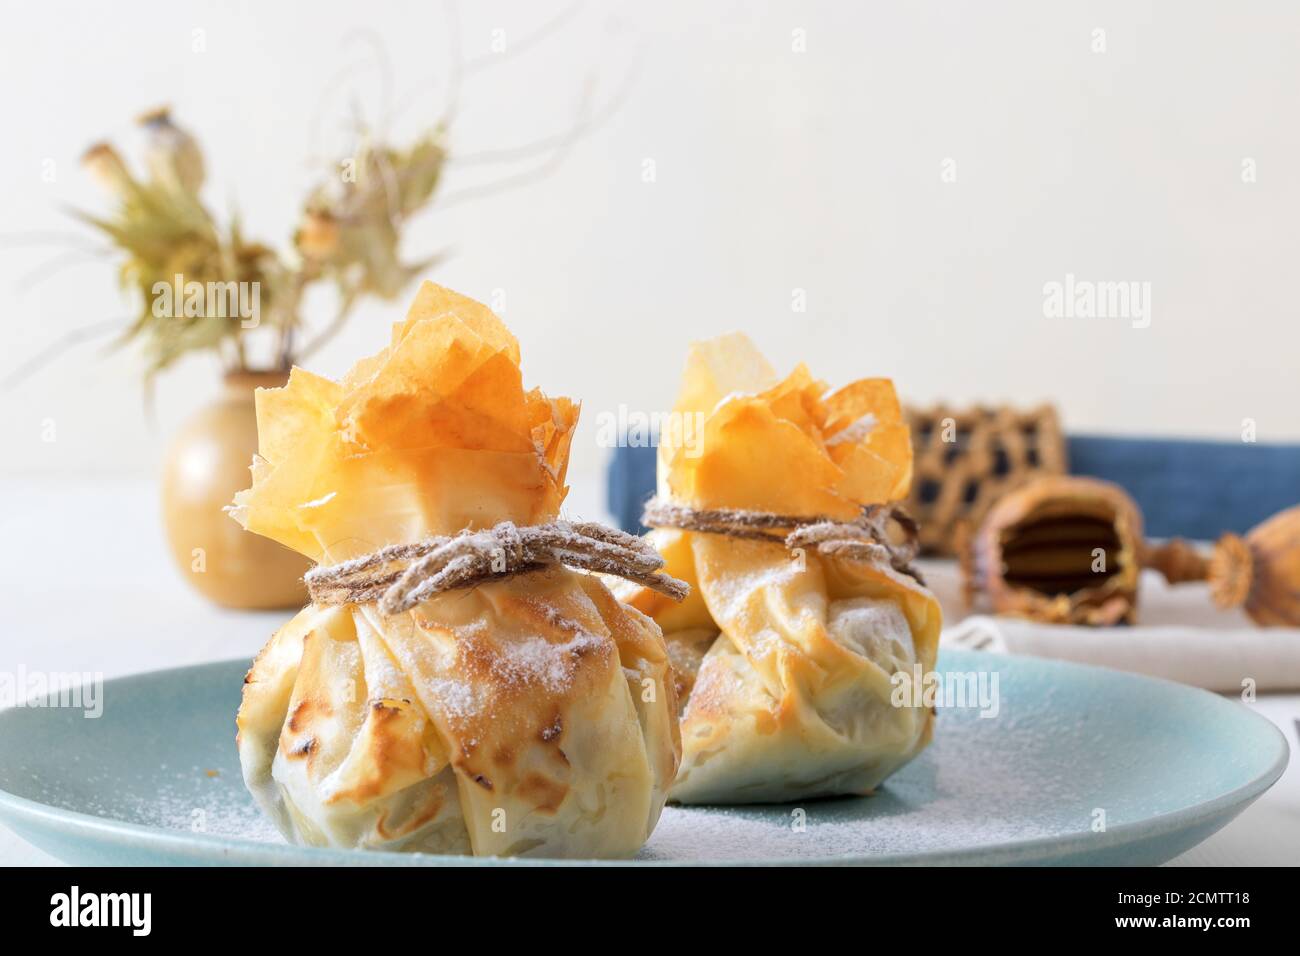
xmin=618 ymin=334 xmax=942 ymax=805
xmin=230 ymin=282 xmax=685 ymax=858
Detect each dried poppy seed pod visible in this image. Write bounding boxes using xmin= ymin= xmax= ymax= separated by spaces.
xmin=1205 ymin=506 xmax=1300 ymax=627
xmin=137 ymin=105 xmax=205 ymax=196
xmin=963 ymin=476 xmax=1144 ymax=626
xmin=1133 ymin=507 xmax=1300 ymax=627
xmin=295 ymin=209 xmax=342 ymax=261
xmin=81 ymin=142 xmax=135 ymax=198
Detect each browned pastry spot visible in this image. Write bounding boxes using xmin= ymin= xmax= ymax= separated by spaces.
xmin=375 ymin=781 xmax=449 ymax=841
xmin=516 ymin=773 xmax=568 ymax=814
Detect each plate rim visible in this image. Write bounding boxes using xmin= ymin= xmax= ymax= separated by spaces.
xmin=0 ymin=653 xmax=1289 ymax=867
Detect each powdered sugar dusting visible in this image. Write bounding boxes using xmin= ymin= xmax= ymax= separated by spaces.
xmin=639 ymin=691 xmax=1088 ymax=861
xmin=144 ymin=783 xmax=284 ymax=844
xmin=22 ymin=763 xmax=285 ymax=846
xmin=490 ymin=632 xmax=606 ymax=693
xmin=427 ymin=677 xmax=478 ymax=718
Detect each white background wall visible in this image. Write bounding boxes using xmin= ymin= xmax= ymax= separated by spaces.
xmin=3 ymin=0 xmax=1298 ymax=517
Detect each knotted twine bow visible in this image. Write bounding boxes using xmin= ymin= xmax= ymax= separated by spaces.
xmin=641 ymin=496 xmax=926 ymax=586
xmin=306 ymin=520 xmax=691 ymax=615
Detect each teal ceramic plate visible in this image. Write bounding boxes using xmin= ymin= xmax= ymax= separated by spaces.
xmin=0 ymin=650 xmax=1287 ymax=866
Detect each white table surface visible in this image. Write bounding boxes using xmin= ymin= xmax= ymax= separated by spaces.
xmin=1 ymin=478 xmax=1295 ymax=866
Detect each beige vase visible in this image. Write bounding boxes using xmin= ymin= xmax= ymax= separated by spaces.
xmin=161 ymin=370 xmax=309 ymax=609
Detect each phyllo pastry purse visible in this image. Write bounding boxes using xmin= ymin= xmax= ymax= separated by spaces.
xmin=618 ymin=334 xmax=943 ymax=804
xmin=230 ymin=282 xmax=685 ymax=858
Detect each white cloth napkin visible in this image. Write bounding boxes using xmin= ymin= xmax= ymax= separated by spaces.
xmin=922 ymin=560 xmax=1300 ymax=692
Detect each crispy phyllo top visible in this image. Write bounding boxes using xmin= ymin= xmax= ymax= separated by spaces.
xmin=657 ymin=333 xmax=912 ymax=520
xmin=231 ymin=282 xmax=578 ymax=562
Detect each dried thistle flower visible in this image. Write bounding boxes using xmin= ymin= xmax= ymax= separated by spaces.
xmin=70 ymin=111 xmax=448 ymax=377
xmin=296 ymin=131 xmax=448 ymax=300
xmin=12 ymin=16 xmax=626 ymax=387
